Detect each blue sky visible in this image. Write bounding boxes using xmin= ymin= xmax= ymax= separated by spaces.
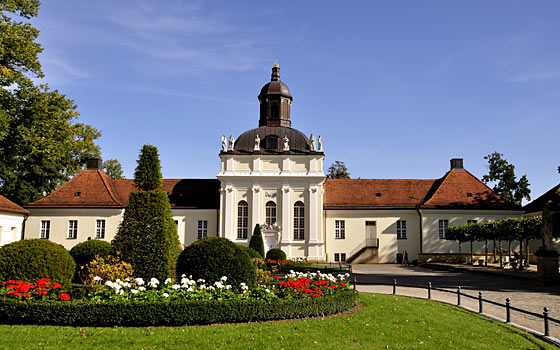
xmin=32 ymin=1 xmax=559 ymax=202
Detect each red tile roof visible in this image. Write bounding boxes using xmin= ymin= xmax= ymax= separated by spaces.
xmin=324 ymin=169 xmax=520 ymax=210
xmin=523 ymin=183 xmax=560 ymax=214
xmin=421 ymin=169 xmax=519 ymax=209
xmin=25 ymin=171 xmax=220 ymax=210
xmin=324 ymin=179 xmax=435 ymax=209
xmin=0 ymin=194 xmax=29 ymax=215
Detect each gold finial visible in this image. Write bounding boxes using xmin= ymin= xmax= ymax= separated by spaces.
xmin=273 ymin=60 xmax=279 ymax=68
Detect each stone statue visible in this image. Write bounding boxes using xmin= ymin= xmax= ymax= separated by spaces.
xmin=221 ymin=135 xmax=227 ymax=152
xmin=228 ymin=135 xmax=234 ymax=151
xmin=283 ymin=135 xmax=290 ymax=151
xmin=318 ymin=135 xmax=323 ymax=152
xmin=254 ymin=134 xmax=260 ymax=151
xmin=310 ymin=134 xmax=316 ymax=151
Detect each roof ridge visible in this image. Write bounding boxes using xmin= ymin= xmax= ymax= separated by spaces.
xmin=462 ymin=169 xmax=512 ymax=204
xmin=420 ymin=171 xmax=450 ymax=205
xmin=96 ymin=170 xmax=122 ymax=205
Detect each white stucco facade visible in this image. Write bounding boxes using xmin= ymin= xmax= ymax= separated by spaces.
xmin=0 ymin=212 xmax=26 ymax=247
xmin=217 ymin=154 xmax=326 ymax=260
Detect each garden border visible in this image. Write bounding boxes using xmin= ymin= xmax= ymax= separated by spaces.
xmin=0 ymin=289 xmax=359 ymax=327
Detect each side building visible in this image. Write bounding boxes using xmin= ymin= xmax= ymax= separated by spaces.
xmin=0 ymin=194 xmax=29 ymax=246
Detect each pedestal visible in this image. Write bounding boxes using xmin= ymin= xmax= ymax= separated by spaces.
xmin=535 ymin=248 xmax=559 ymax=284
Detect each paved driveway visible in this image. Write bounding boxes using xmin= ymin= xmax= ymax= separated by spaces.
xmin=351 ymin=264 xmax=560 ymax=339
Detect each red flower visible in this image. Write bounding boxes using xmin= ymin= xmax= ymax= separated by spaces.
xmin=274 ymin=276 xmax=280 ymax=280
xmin=52 ymin=283 xmax=62 ymax=289
xmin=330 ymin=285 xmax=338 ymax=288
xmin=58 ymin=293 xmax=71 ymax=301
xmin=22 ymin=293 xmax=30 ymax=298
xmin=340 ymin=283 xmax=347 ymax=287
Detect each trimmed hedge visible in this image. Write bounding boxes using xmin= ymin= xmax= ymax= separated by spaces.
xmin=0 ymin=289 xmax=359 ymax=326
xmin=266 ymin=248 xmax=287 ymax=261
xmin=177 ymin=237 xmax=257 ymax=288
xmin=0 ymin=239 xmax=75 ymax=287
xmin=249 ymin=224 xmax=265 ymax=258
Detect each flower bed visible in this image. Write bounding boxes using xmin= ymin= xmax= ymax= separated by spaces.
xmin=0 ymin=272 xmax=359 ymax=326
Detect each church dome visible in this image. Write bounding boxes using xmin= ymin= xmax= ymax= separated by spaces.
xmin=258 ymin=80 xmax=292 ymax=99
xmin=234 ymin=126 xmax=313 ymax=154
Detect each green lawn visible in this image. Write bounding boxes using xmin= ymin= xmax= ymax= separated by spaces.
xmin=0 ymin=293 xmax=552 ymax=350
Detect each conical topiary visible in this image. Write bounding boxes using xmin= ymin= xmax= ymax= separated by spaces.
xmin=113 ymin=145 xmax=181 ymax=281
xmin=249 ymin=224 xmax=265 ymax=258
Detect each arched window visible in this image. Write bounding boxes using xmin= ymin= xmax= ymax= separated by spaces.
xmin=265 ymin=201 xmax=277 ymax=225
xmin=237 ymin=201 xmax=248 ymax=239
xmin=266 ymin=136 xmax=279 ymax=150
xmin=293 ymin=201 xmax=305 ymax=240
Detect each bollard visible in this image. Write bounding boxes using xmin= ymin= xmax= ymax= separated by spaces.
xmin=353 ymin=277 xmax=357 ymax=290
xmin=393 ymin=279 xmax=397 ymax=295
xmin=506 ymin=298 xmax=511 ymax=323
xmin=478 ymin=292 xmax=483 ymax=314
xmin=457 ymin=287 xmax=461 ymax=306
xmin=428 ymin=282 xmax=432 ymax=300
xmin=544 ymin=307 xmax=550 ymax=337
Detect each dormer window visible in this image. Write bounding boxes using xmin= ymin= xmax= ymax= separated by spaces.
xmin=74 ymin=192 xmax=81 ymax=196
xmin=266 ymin=136 xmax=279 ymax=150
xmin=466 ymin=192 xmax=473 ymax=197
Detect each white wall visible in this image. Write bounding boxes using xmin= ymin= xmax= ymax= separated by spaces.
xmin=0 ymin=212 xmax=26 ymax=246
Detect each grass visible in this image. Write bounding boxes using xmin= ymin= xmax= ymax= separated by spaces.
xmin=0 ymin=293 xmax=553 ymax=350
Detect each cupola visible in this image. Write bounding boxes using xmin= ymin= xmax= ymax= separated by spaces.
xmin=258 ymin=61 xmax=293 ymax=127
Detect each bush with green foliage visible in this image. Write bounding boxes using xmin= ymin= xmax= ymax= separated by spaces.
xmin=0 ymin=239 xmax=75 ymax=287
xmin=177 ymin=237 xmax=257 ymax=289
xmin=242 ymin=246 xmax=263 ymax=259
xmin=266 ymin=248 xmax=287 ymax=261
xmin=113 ymin=145 xmax=181 ymax=281
xmin=69 ymin=240 xmax=113 ymax=279
xmin=0 ymin=289 xmax=359 ymax=326
xmin=249 ymin=224 xmax=265 ymax=258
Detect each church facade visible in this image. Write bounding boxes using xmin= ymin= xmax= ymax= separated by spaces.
xmin=23 ymin=64 xmax=524 ymax=263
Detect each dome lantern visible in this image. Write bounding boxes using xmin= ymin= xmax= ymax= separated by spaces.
xmin=258 ymin=61 xmax=293 ymax=128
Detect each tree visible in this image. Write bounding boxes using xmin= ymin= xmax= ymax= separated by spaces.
xmin=327 ymin=161 xmax=350 ymax=179
xmin=113 ymin=145 xmax=181 ymax=281
xmin=482 ymin=152 xmax=530 ymax=205
xmin=103 ymin=159 xmax=125 ymax=179
xmin=249 ymin=224 xmax=265 ymax=258
xmin=0 ymin=1 xmax=101 ymax=205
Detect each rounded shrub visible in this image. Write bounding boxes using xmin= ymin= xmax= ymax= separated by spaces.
xmin=242 ymin=246 xmax=263 ymax=259
xmin=70 ymin=239 xmax=113 ymax=271
xmin=266 ymin=248 xmax=287 ymax=261
xmin=0 ymin=239 xmax=75 ymax=286
xmin=177 ymin=237 xmax=256 ymax=289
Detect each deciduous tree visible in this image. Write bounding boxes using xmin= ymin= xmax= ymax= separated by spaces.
xmin=0 ymin=1 xmax=101 ymax=205
xmin=103 ymin=159 xmax=125 ymax=179
xmin=482 ymin=152 xmax=530 ymax=205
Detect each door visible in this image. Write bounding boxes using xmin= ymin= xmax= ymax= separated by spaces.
xmin=365 ymin=221 xmax=377 ymax=247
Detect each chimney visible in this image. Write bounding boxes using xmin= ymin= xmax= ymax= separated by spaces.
xmin=86 ymin=158 xmax=103 ymax=170
xmin=450 ymin=158 xmax=463 ymax=170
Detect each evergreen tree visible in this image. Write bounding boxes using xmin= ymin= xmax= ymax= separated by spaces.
xmin=327 ymin=161 xmax=350 ymax=179
xmin=249 ymin=224 xmax=265 ymax=258
xmin=113 ymin=145 xmax=181 ymax=281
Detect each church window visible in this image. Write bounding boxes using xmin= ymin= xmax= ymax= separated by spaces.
xmin=335 ymin=220 xmax=345 ymax=239
xmin=266 ymin=201 xmax=276 ymax=225
xmin=237 ymin=201 xmax=249 ymax=239
xmin=293 ymin=201 xmax=305 ymax=240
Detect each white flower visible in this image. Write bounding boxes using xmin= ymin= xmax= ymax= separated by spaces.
xmin=93 ymin=276 xmax=102 ymax=281
xmin=116 ymin=279 xmax=122 ymax=284
xmin=105 ymin=281 xmax=113 ymax=287
xmin=148 ymin=278 xmax=160 ymax=288
xmin=220 ymin=276 xmax=227 ymax=282
xmin=172 ymin=284 xmax=180 ymax=290
xmin=265 ymin=289 xmax=270 ymax=293
xmin=226 ymin=285 xmax=232 ymax=290
xmin=162 ymin=293 xmax=169 ymax=298
xmin=200 ymin=284 xmax=206 ymax=290
xmin=138 ymin=286 xmax=146 ymax=292
xmin=119 ymin=289 xmax=124 ymax=295
xmin=214 ymin=281 xmax=224 ymax=289
xmin=135 ymin=278 xmax=145 ymax=286
xmin=207 ymin=286 xmax=215 ymax=291
xmin=187 ymin=287 xmax=194 ymax=292
xmin=197 ymin=278 xmax=205 ymax=283
xmin=181 ymin=274 xmax=186 ymax=278
xmin=164 ymin=278 xmax=172 ymax=285
xmin=131 ymin=289 xmax=138 ymax=294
